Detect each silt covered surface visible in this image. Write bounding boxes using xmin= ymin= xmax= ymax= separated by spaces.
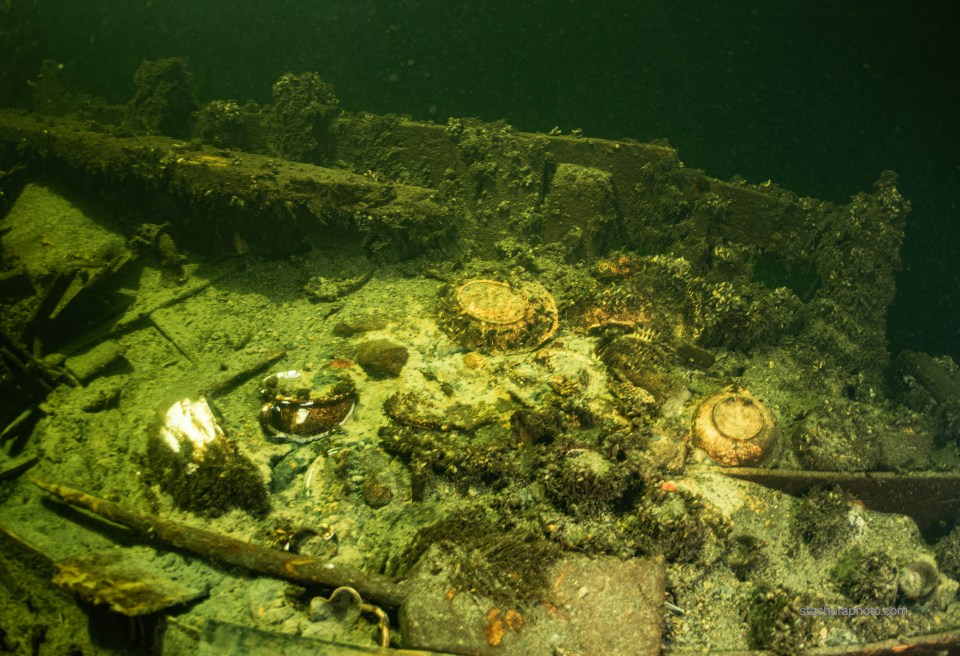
xmin=0 ymin=66 xmax=959 ymax=655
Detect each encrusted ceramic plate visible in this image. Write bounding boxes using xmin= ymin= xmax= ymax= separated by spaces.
xmin=438 ymin=278 xmax=558 ymax=354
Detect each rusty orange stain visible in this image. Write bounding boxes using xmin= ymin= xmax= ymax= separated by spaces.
xmin=484 ymin=608 xmax=504 ymax=647
xmin=660 ymin=480 xmax=678 ymax=493
xmin=504 ymin=608 xmax=523 ymax=631
xmin=552 ymin=563 xmax=573 ymax=590
xmin=281 ymin=556 xmax=311 ymax=575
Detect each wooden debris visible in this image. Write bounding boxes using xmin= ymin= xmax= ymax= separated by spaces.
xmin=701 ymin=466 xmax=960 ymax=534
xmin=0 ymin=523 xmax=56 ymax=589
xmin=112 ymin=278 xmax=214 ymax=334
xmin=147 ymin=314 xmax=198 ymax=364
xmin=1 ymin=406 xmax=38 ymax=443
xmin=0 ymin=455 xmax=38 ymax=481
xmin=64 ymin=340 xmax=127 ymax=383
xmin=196 ymin=618 xmax=451 ymax=656
xmin=21 ymin=271 xmax=73 ymax=343
xmin=0 ymin=266 xmax=33 ymax=299
xmin=53 ymin=549 xmax=207 ymax=616
xmin=203 ymin=349 xmax=286 ymax=398
xmin=45 ymin=251 xmax=137 ymax=324
xmin=0 ymin=110 xmax=454 ymax=260
xmin=0 ymin=327 xmax=67 ymax=393
xmin=30 ymin=477 xmax=407 ymax=610
xmin=0 ymin=329 xmax=67 ymax=436
xmin=670 ymin=628 xmax=960 ymax=655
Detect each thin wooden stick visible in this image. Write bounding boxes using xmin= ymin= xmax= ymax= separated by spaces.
xmin=30 ymin=477 xmax=407 ymax=609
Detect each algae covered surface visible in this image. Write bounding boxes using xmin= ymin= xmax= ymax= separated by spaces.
xmin=0 ymin=63 xmax=959 ymax=656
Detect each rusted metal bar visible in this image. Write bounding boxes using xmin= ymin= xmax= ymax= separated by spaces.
xmin=30 ymin=477 xmax=408 ymax=610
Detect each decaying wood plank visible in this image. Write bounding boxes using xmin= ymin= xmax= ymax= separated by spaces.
xmin=670 ymin=627 xmax=960 ymax=655
xmin=702 ymin=466 xmax=960 ymax=534
xmin=31 ymin=477 xmax=407 ymax=609
xmin=0 ymin=110 xmax=455 ymax=260
xmin=53 ymin=549 xmax=207 ymax=616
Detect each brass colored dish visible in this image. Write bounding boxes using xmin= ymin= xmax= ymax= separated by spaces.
xmin=456 ymin=280 xmax=529 ymax=325
xmin=438 ymin=278 xmax=558 ymax=354
xmin=692 ymin=386 xmax=778 ymax=466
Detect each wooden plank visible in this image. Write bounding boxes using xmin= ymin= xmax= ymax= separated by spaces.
xmin=199 ymin=619 xmax=453 ymax=656
xmin=702 ymin=466 xmax=960 ymax=533
xmin=53 ymin=549 xmax=206 ymax=616
xmin=0 ymin=110 xmax=453 ymax=259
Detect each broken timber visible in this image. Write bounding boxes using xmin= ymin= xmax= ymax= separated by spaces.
xmin=702 ymin=466 xmax=960 ymax=534
xmin=0 ymin=108 xmax=808 ymax=261
xmin=31 ymin=477 xmax=408 ymax=609
xmin=0 ymin=110 xmax=454 ymax=259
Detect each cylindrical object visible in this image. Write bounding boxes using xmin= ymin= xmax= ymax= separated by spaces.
xmin=64 ymin=340 xmax=126 ymax=383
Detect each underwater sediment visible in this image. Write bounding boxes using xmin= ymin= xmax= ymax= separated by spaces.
xmin=0 ymin=61 xmax=958 ymax=655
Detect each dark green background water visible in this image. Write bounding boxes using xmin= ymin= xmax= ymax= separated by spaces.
xmin=26 ymin=0 xmax=960 ymax=363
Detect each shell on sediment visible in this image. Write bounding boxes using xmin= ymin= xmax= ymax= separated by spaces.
xmin=258 ymin=370 xmax=357 ymax=443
